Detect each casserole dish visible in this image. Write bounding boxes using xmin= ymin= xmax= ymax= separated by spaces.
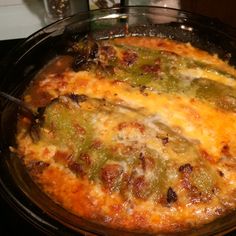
xmin=1 ymin=6 xmax=236 ymax=235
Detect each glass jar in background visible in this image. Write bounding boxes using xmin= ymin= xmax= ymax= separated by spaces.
xmin=89 ymin=0 xmax=121 ymax=10
xmin=125 ymin=0 xmax=180 ymax=9
xmin=43 ymin=0 xmax=89 ymax=24
xmin=124 ymin=0 xmax=180 ymax=24
xmin=43 ymin=0 xmax=72 ymax=24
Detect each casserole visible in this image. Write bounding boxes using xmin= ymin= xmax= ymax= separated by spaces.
xmin=1 ymin=6 xmax=236 ymax=235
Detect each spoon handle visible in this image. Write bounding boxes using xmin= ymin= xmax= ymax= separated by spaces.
xmin=0 ymin=91 xmax=35 ymax=117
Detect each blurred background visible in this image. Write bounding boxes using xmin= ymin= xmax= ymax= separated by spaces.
xmin=0 ymin=0 xmax=236 ymax=40
xmin=181 ymin=0 xmax=236 ymax=28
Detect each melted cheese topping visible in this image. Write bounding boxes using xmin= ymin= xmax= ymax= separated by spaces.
xmin=16 ymin=37 xmax=236 ymax=233
xmin=32 ymin=71 xmax=236 ymax=160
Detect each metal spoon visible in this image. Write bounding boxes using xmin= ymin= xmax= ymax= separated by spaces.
xmin=0 ymin=91 xmax=36 ymax=117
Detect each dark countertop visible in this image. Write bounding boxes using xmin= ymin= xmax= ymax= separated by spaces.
xmin=0 ymin=198 xmax=43 ymax=235
xmin=0 ymin=39 xmax=44 ymax=236
xmin=0 ymin=39 xmax=36 ymax=234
